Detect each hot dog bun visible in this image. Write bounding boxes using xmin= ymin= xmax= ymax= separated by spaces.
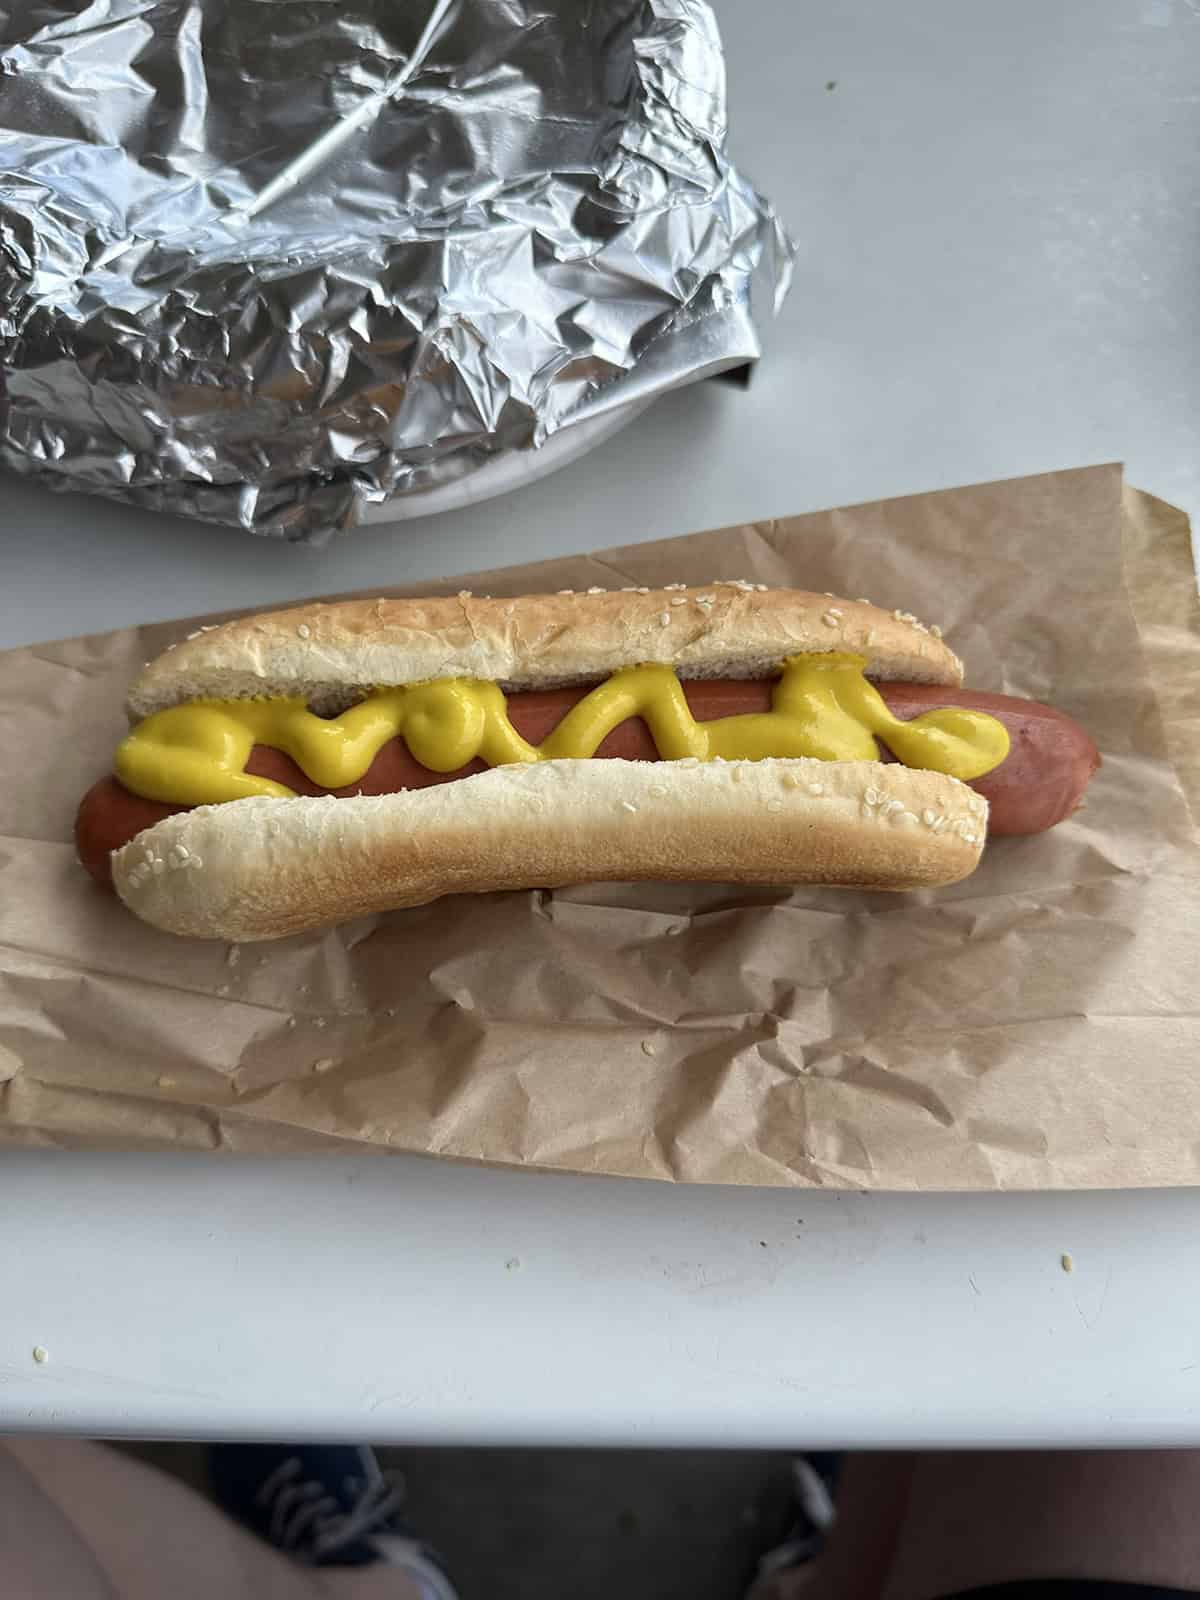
xmin=112 ymin=757 xmax=987 ymax=942
xmin=127 ymin=585 xmax=962 ymax=719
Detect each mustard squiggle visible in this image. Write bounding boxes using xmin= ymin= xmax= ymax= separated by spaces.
xmin=115 ymin=652 xmax=1011 ymax=807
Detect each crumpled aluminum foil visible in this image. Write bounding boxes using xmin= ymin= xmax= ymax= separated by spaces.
xmin=0 ymin=0 xmax=792 ymax=542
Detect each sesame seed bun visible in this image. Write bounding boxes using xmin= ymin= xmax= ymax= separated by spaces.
xmin=126 ymin=585 xmax=961 ymax=720
xmin=112 ymin=758 xmax=987 ymax=942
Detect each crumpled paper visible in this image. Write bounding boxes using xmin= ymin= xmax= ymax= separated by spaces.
xmin=0 ymin=0 xmax=791 ymax=541
xmin=0 ymin=464 xmax=1197 ymax=1187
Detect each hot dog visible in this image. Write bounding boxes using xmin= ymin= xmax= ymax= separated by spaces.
xmin=79 ymin=585 xmax=1099 ymax=940
xmin=76 ymin=679 xmax=1096 ymax=887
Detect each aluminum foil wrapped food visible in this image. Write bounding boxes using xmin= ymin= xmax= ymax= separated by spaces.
xmin=0 ymin=0 xmax=793 ymax=542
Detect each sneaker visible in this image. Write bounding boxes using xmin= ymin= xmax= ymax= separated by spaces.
xmin=209 ymin=1443 xmax=457 ymax=1597
xmin=746 ymin=1453 xmax=842 ymax=1598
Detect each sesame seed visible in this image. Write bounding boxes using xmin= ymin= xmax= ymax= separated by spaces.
xmin=586 ymin=585 xmax=605 ymax=595
xmin=152 ymin=859 xmax=165 ymax=875
xmin=922 ymin=809 xmax=938 ymax=826
xmin=892 ymin=809 xmax=919 ymax=826
xmin=621 ymin=586 xmax=638 ymax=592
xmin=659 ymin=611 xmax=672 ymax=626
xmin=821 ymin=611 xmax=841 ymax=627
xmin=648 ymin=784 xmax=668 ymax=797
xmin=313 ymin=1057 xmax=336 ymax=1074
xmin=189 ymin=856 xmax=203 ymax=868
xmin=696 ymin=594 xmax=715 ymax=603
xmin=930 ymin=624 xmax=943 ymax=638
xmin=767 ymin=799 xmax=783 ymax=813
xmin=641 ymin=1039 xmax=657 ymax=1056
xmin=856 ymin=597 xmax=872 ymax=604
xmin=670 ymin=596 xmax=688 ymax=606
xmin=781 ymin=771 xmax=801 ymax=789
xmin=297 ymin=623 xmax=311 ymax=639
xmin=157 ymin=1075 xmax=176 ymax=1088
xmin=885 ymin=798 xmax=904 ymax=814
xmin=808 ymin=781 xmax=826 ymax=796
xmin=755 ymin=583 xmax=769 ymax=591
xmin=664 ymin=582 xmax=687 ymax=590
xmin=823 ymin=591 xmax=835 ymax=598
xmin=556 ymin=589 xmax=574 ymax=596
xmin=313 ymin=1017 xmax=326 ymax=1028
xmin=864 ymin=787 xmax=881 ymax=806
xmin=621 ymin=800 xmax=638 ymax=813
xmin=635 ymin=586 xmax=650 ymax=594
xmin=458 ymin=589 xmax=472 ymax=599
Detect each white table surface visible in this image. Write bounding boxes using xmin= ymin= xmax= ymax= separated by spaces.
xmin=3 ymin=0 xmax=1199 ymax=1444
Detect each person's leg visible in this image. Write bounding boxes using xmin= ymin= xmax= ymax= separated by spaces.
xmin=0 ymin=1439 xmax=423 ymax=1600
xmin=789 ymin=1451 xmax=1200 ymax=1600
xmin=881 ymin=1452 xmax=1200 ymax=1600
xmin=0 ymin=1440 xmax=116 ymax=1600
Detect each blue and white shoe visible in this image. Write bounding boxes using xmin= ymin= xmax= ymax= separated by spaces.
xmin=209 ymin=1444 xmax=457 ymax=1598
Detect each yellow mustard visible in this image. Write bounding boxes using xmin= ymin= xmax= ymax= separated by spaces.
xmin=114 ymin=652 xmax=1010 ymax=807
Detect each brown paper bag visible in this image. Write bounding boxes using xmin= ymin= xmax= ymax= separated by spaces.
xmin=1 ymin=464 xmax=1196 ymax=1186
